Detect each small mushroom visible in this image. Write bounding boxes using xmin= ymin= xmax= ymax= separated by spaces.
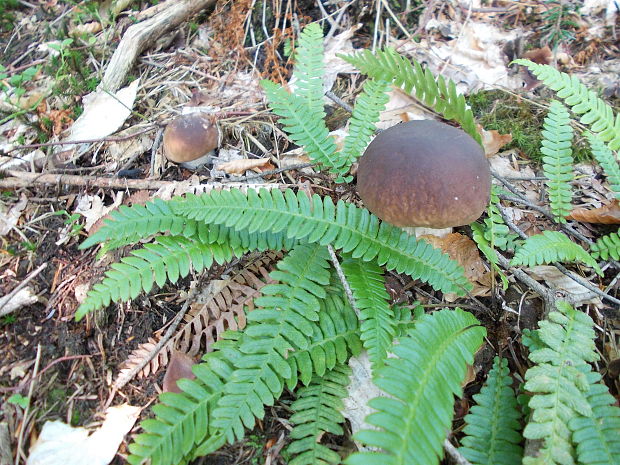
xmin=163 ymin=113 xmax=219 ymax=169
xmin=356 ymin=120 xmax=491 ymax=231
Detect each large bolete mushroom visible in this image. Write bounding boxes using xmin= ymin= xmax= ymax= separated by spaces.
xmin=357 ymin=120 xmax=491 ymax=229
xmin=163 ymin=113 xmax=219 ymax=169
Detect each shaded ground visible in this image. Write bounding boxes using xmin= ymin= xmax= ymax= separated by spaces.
xmin=1 ymin=1 xmax=619 ymax=464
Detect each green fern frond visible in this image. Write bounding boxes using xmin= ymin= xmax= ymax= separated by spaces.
xmin=291 ymin=22 xmax=325 ymax=115
xmin=459 ymin=356 xmax=523 ymax=465
xmin=510 ymin=230 xmax=602 ymax=276
xmin=79 ymin=198 xmax=195 ymax=251
xmin=523 ymin=301 xmax=599 ymax=465
xmin=342 ymin=48 xmax=482 ymax=145
xmin=473 ymin=187 xmax=519 ymax=289
xmin=570 ymin=371 xmax=620 ymax=465
xmin=586 ymin=131 xmax=620 ymax=199
xmin=337 ymin=78 xmax=390 ymax=182
xmin=171 ymin=188 xmax=472 ymax=295
xmin=287 ymin=363 xmax=351 ymax=465
xmin=210 ymin=244 xmax=331 ymax=444
xmin=127 ymin=342 xmax=237 ymax=465
xmin=484 ymin=186 xmax=518 ymax=252
xmin=541 ymin=100 xmax=574 ymax=223
xmin=341 ymin=257 xmax=395 ymax=370
xmin=287 ymin=288 xmax=362 ymax=388
xmin=513 ymin=59 xmax=620 ymax=151
xmin=471 ymin=223 xmax=508 ymax=290
xmin=75 ymin=236 xmax=239 ymax=320
xmin=345 ymin=308 xmax=486 ymax=465
xmin=590 ymin=230 xmax=620 ymax=260
xmin=261 ymin=80 xmax=342 ymax=177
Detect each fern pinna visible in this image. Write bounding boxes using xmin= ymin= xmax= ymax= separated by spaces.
xmin=128 ymin=244 xmax=362 ymax=464
xmin=170 ymin=188 xmax=471 ymax=295
xmin=590 ymin=231 xmax=620 ymax=260
xmin=586 ymin=131 xmax=620 ymax=199
xmin=287 ymin=363 xmax=351 ymax=465
xmin=521 ymin=301 xmax=618 ymax=465
xmin=341 ymin=257 xmax=396 ymax=370
xmin=341 ymin=47 xmax=482 ymax=145
xmin=510 ymin=230 xmax=602 ymax=277
xmin=261 ymin=23 xmax=389 ymax=183
xmin=345 ymin=308 xmax=486 ymax=465
xmin=541 ymin=100 xmax=574 ymax=223
xmin=514 ymin=59 xmax=620 ymax=151
xmin=458 ymin=356 xmax=523 ymax=465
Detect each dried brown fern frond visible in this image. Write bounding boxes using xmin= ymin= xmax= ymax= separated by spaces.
xmin=117 ymin=251 xmax=282 ymax=380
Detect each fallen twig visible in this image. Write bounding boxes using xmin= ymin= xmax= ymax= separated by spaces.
xmin=3 ymin=126 xmax=158 ymax=154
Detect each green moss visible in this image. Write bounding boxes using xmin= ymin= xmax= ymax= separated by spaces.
xmin=468 ymin=89 xmax=590 ymax=163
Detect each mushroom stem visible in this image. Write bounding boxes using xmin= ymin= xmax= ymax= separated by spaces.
xmin=403 ymin=226 xmax=452 ymax=238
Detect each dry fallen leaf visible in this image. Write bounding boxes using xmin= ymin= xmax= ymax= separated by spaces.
xmin=0 ymin=194 xmax=28 ymax=237
xmin=69 ymin=22 xmax=102 ymax=37
xmin=420 ymin=233 xmax=486 ymax=282
xmin=526 ymin=265 xmax=601 ymax=306
xmin=74 ymin=192 xmax=124 ymax=232
xmin=163 ymin=351 xmax=197 ymax=393
xmin=27 ymin=404 xmax=140 ymax=465
xmin=476 ymin=124 xmax=512 ymax=157
xmin=568 ymin=199 xmax=620 ymax=224
xmin=217 ymin=158 xmax=272 ymax=175
xmin=68 ymin=79 xmax=140 ymax=142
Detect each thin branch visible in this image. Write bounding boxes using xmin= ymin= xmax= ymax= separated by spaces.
xmin=327 ymin=244 xmax=360 ymax=317
xmin=497 ymin=203 xmax=620 ymax=308
xmin=2 ymin=126 xmax=159 ymax=154
xmin=443 ymin=438 xmax=473 ymax=465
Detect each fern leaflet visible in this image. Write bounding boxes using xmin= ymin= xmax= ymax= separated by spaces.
xmin=459 ymin=356 xmax=523 ymax=465
xmin=522 ymin=301 xmax=598 ymax=465
xmin=287 ymin=288 xmax=362 ymax=389
xmin=76 ymin=236 xmax=240 ymax=320
xmin=337 ymin=78 xmax=390 ymax=182
xmin=541 ymin=100 xmax=574 ymax=222
xmin=128 ymin=256 xmax=362 ymax=464
xmin=345 ymin=308 xmax=486 ymax=465
xmin=586 ymin=131 xmax=620 ymax=199
xmin=127 ymin=341 xmax=236 ymax=465
xmin=171 ymin=188 xmax=472 ymax=295
xmin=79 ymin=198 xmax=195 ymax=251
xmin=483 ymin=186 xmax=518 ymax=252
xmin=513 ymin=59 xmax=620 ymax=151
xmin=342 ymin=48 xmax=482 ymax=145
xmin=261 ymin=80 xmax=341 ymax=177
xmin=287 ymin=363 xmax=351 ymax=465
xmin=341 ymin=257 xmax=395 ymax=370
xmin=210 ymin=244 xmax=331 ymax=443
xmin=569 ymin=371 xmax=620 ymax=465
xmin=291 ymin=22 xmax=325 ymax=115
xmin=590 ymin=230 xmax=620 ymax=260
xmin=510 ymin=230 xmax=602 ymax=276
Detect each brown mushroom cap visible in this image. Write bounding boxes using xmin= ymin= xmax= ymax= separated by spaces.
xmin=357 ymin=120 xmax=491 ymax=228
xmin=163 ymin=113 xmax=219 ymax=166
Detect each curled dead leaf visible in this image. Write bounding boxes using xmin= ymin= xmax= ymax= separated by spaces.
xmin=218 ymin=157 xmax=272 ymax=175
xmin=568 ymin=199 xmax=620 ymax=224
xmin=420 ymin=233 xmax=486 ymax=282
xmin=476 ymin=124 xmax=513 ymax=157
xmin=69 ymin=22 xmax=102 ymax=37
xmin=163 ymin=351 xmax=196 ymax=393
